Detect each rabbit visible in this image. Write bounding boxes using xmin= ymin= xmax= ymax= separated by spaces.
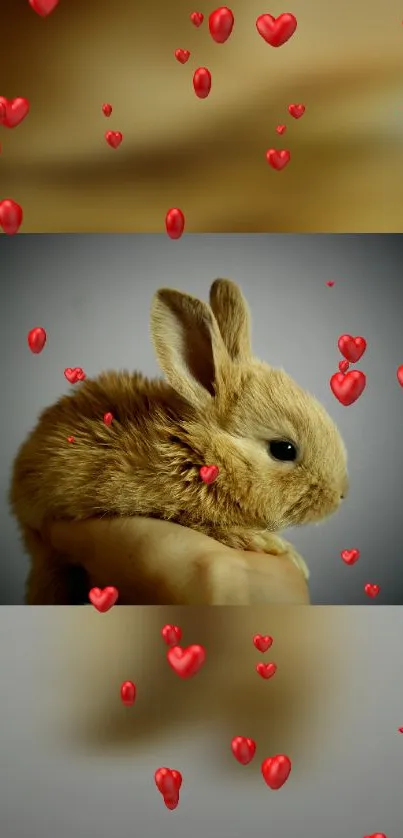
xmin=9 ymin=279 xmax=348 ymax=604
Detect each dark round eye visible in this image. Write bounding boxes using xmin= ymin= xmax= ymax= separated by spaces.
xmin=268 ymin=440 xmax=298 ymax=462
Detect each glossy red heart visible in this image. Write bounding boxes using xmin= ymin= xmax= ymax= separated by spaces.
xmin=0 ymin=97 xmax=30 ymax=128
xmin=155 ymin=767 xmax=182 ymax=797
xmin=103 ymin=412 xmax=114 ymax=426
xmin=261 ymin=754 xmax=292 ymax=789
xmin=67 ymin=436 xmax=75 ymax=444
xmin=256 ymin=662 xmax=277 ymax=680
xmin=193 ymin=67 xmax=212 ymax=99
xmin=0 ymin=199 xmax=23 ymax=235
xmin=231 ymin=736 xmax=256 ymax=765
xmin=364 ymin=583 xmax=380 ymax=599
xmin=75 ymin=368 xmax=86 ymax=381
xmin=175 ymin=49 xmax=191 ymax=64
xmin=190 ymin=11 xmax=204 ymax=27
xmin=105 ymin=131 xmax=123 ymax=149
xmin=266 ymin=148 xmax=290 ymax=170
xmin=29 ymin=0 xmax=59 ymax=16
xmin=338 ymin=334 xmax=367 ymax=363
xmin=256 ymin=13 xmax=297 ymax=47
xmin=253 ymin=634 xmax=273 ymax=653
xmin=276 ymin=124 xmax=286 ymax=134
xmin=167 ymin=644 xmax=206 ymax=678
xmin=161 ymin=624 xmax=183 ymax=646
xmin=27 ymin=327 xmax=47 ymax=354
xmin=330 ymin=370 xmax=366 ymax=406
xmin=120 ymin=680 xmax=136 ymax=707
xmin=338 ymin=359 xmax=350 ymax=373
xmin=288 ymin=103 xmax=305 ymax=119
xmin=89 ymin=586 xmax=119 ymax=612
xmin=396 ymin=365 xmax=403 ymax=387
xmin=326 ymin=281 xmax=335 ymax=287
xmin=102 ymin=103 xmax=112 ymax=117
xmin=208 ymin=7 xmax=235 ymax=43
xmin=341 ymin=549 xmax=360 ymax=566
xmin=64 ymin=367 xmax=85 ymax=384
xmin=199 ymin=464 xmax=219 ymax=484
xmin=165 ymin=207 xmax=185 ymax=240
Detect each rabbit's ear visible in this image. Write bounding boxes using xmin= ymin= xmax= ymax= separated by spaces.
xmin=209 ymin=279 xmax=252 ymax=362
xmin=150 ymin=288 xmax=231 ymax=409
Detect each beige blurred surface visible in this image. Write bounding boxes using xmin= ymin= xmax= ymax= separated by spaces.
xmin=1 ymin=0 xmax=402 ymax=232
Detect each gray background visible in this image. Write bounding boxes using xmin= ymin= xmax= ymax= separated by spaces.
xmin=1 ymin=234 xmax=402 ymax=604
xmin=0 ymin=605 xmax=401 ymax=838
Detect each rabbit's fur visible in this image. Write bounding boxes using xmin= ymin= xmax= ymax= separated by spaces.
xmin=10 ymin=279 xmax=348 ymax=603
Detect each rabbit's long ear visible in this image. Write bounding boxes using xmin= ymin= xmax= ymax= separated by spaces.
xmin=209 ymin=279 xmax=252 ymax=362
xmin=150 ymin=288 xmax=231 ymax=409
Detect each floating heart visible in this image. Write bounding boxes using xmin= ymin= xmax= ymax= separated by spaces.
xmin=155 ymin=767 xmax=182 ymax=797
xmin=338 ymin=334 xmax=367 ymax=363
xmin=338 ymin=359 xmax=350 ymax=373
xmin=167 ymin=644 xmax=206 ymax=678
xmin=103 ymin=412 xmax=114 ymax=426
xmin=266 ymin=148 xmax=290 ymax=170
xmin=0 ymin=199 xmax=23 ymax=235
xmin=363 ymin=834 xmax=388 ymax=838
xmin=175 ymin=49 xmax=191 ymax=64
xmin=364 ymin=583 xmax=380 ymax=599
xmin=261 ymin=754 xmax=292 ymax=789
xmin=120 ymin=680 xmax=136 ymax=707
xmin=161 ymin=624 xmax=182 ymax=646
xmin=231 ymin=736 xmax=256 ymax=765
xmin=165 ymin=208 xmax=185 ymax=240
xmin=193 ymin=67 xmax=212 ymax=99
xmin=256 ymin=13 xmax=297 ymax=47
xmin=0 ymin=97 xmax=30 ymax=128
xmin=398 ymin=727 xmax=403 ymax=733
xmin=29 ymin=0 xmax=59 ymax=16
xmin=190 ymin=11 xmax=204 ymax=27
xmin=67 ymin=436 xmax=75 ymax=443
xmin=27 ymin=327 xmax=47 ymax=354
xmin=89 ymin=586 xmax=119 ymax=612
xmin=64 ymin=367 xmax=85 ymax=384
xmin=341 ymin=548 xmax=360 ymax=566
xmin=200 ymin=464 xmax=219 ymax=484
xmin=105 ymin=131 xmax=123 ymax=149
xmin=75 ymin=368 xmax=86 ymax=381
xmin=330 ymin=370 xmax=366 ymax=406
xmin=326 ymin=281 xmax=335 ymax=287
xmin=208 ymin=7 xmax=235 ymax=43
xmin=256 ymin=662 xmax=277 ymax=680
xmin=396 ymin=365 xmax=403 ymax=387
xmin=276 ymin=124 xmax=286 ymax=134
xmin=102 ymin=103 xmax=112 ymax=117
xmin=288 ymin=103 xmax=305 ymax=119
xmin=253 ymin=634 xmax=273 ymax=653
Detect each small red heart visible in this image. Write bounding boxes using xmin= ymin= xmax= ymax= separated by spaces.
xmin=341 ymin=548 xmax=360 ymax=566
xmin=102 ymin=103 xmax=112 ymax=117
xmin=161 ymin=624 xmax=182 ymax=646
xmin=29 ymin=0 xmax=59 ymax=16
xmin=256 ymin=662 xmax=277 ymax=680
xmin=27 ymin=327 xmax=47 ymax=354
xmin=64 ymin=367 xmax=85 ymax=384
xmin=190 ymin=11 xmax=204 ymax=27
xmin=330 ymin=370 xmax=366 ymax=406
xmin=326 ymin=281 xmax=335 ymax=287
xmin=105 ymin=131 xmax=123 ymax=149
xmin=266 ymin=148 xmax=291 ymax=170
xmin=167 ymin=644 xmax=206 ymax=678
xmin=199 ymin=464 xmax=219 ymax=484
xmin=67 ymin=436 xmax=75 ymax=443
xmin=103 ymin=412 xmax=114 ymax=426
xmin=363 ymin=834 xmax=388 ymax=838
xmin=256 ymin=13 xmax=297 ymax=47
xmin=0 ymin=97 xmax=30 ymax=128
xmin=338 ymin=334 xmax=367 ymax=363
xmin=398 ymin=727 xmax=403 ymax=733
xmin=120 ymin=680 xmax=136 ymax=707
xmin=193 ymin=67 xmax=212 ymax=99
xmin=75 ymin=367 xmax=86 ymax=381
xmin=89 ymin=586 xmax=119 ymax=612
xmin=165 ymin=207 xmax=185 ymax=240
xmin=338 ymin=359 xmax=350 ymax=373
xmin=396 ymin=365 xmax=403 ymax=387
xmin=231 ymin=736 xmax=256 ymax=765
xmin=288 ymin=103 xmax=305 ymax=119
xmin=0 ymin=199 xmax=23 ymax=235
xmin=364 ymin=583 xmax=380 ymax=599
xmin=155 ymin=767 xmax=182 ymax=797
xmin=253 ymin=634 xmax=273 ymax=653
xmin=175 ymin=49 xmax=191 ymax=64
xmin=276 ymin=124 xmax=286 ymax=134
xmin=208 ymin=6 xmax=235 ymax=44
xmin=261 ymin=754 xmax=292 ymax=790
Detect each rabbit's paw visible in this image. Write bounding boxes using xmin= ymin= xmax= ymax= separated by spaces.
xmin=248 ymin=532 xmax=310 ymax=580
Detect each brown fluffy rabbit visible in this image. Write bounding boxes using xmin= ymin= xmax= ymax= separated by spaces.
xmin=10 ymin=279 xmax=348 ymax=603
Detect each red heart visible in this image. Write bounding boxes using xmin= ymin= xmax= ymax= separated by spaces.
xmin=340 ymin=548 xmax=360 ymax=566
xmin=208 ymin=6 xmax=235 ymax=44
xmin=105 ymin=131 xmax=123 ymax=149
xmin=161 ymin=624 xmax=182 ymax=646
xmin=155 ymin=767 xmax=182 ymax=796
xmin=175 ymin=49 xmax=191 ymax=64
xmin=27 ymin=327 xmax=47 ymax=354
xmin=199 ymin=464 xmax=219 ymax=484
xmin=253 ymin=634 xmax=273 ymax=653
xmin=102 ymin=103 xmax=112 ymax=117
xmin=0 ymin=97 xmax=30 ymax=128
xmin=89 ymin=586 xmax=119 ymax=612
xmin=396 ymin=365 xmax=403 ymax=387
xmin=338 ymin=334 xmax=367 ymax=363
xmin=193 ymin=67 xmax=212 ymax=99
xmin=256 ymin=13 xmax=297 ymax=47
xmin=75 ymin=368 xmax=86 ymax=381
xmin=256 ymin=662 xmax=277 ymax=680
xmin=120 ymin=680 xmax=136 ymax=707
xmin=338 ymin=359 xmax=350 ymax=373
xmin=0 ymin=199 xmax=23 ymax=235
xmin=326 ymin=281 xmax=335 ymax=287
xmin=190 ymin=11 xmax=204 ymax=27
xmin=165 ymin=207 xmax=185 ymax=240
xmin=29 ymin=0 xmax=59 ymax=16
xmin=167 ymin=644 xmax=206 ymax=678
xmin=288 ymin=103 xmax=305 ymax=119
xmin=261 ymin=754 xmax=292 ymax=789
xmin=363 ymin=834 xmax=388 ymax=838
xmin=330 ymin=370 xmax=366 ymax=406
xmin=276 ymin=124 xmax=286 ymax=135
xmin=231 ymin=736 xmax=256 ymax=765
xmin=64 ymin=367 xmax=80 ymax=384
xmin=67 ymin=436 xmax=75 ymax=443
xmin=103 ymin=412 xmax=114 ymax=426
xmin=364 ymin=583 xmax=380 ymax=599
xmin=266 ymin=148 xmax=291 ymax=170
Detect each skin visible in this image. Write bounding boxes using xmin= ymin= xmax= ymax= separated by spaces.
xmin=42 ymin=517 xmax=310 ymax=605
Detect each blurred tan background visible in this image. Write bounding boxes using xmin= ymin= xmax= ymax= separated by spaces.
xmin=1 ymin=0 xmax=402 ymax=232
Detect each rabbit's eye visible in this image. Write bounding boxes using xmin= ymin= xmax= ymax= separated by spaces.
xmin=268 ymin=440 xmax=298 ymax=462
